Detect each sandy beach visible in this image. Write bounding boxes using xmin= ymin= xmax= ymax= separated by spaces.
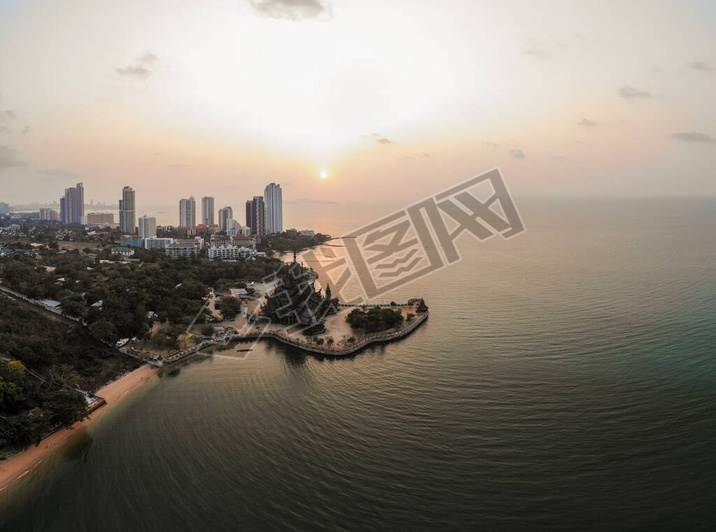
xmin=0 ymin=364 xmax=159 ymax=493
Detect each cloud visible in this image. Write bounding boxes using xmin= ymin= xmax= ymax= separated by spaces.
xmin=671 ymin=131 xmax=714 ymax=144
xmin=0 ymin=110 xmax=15 ymax=121
xmin=0 ymin=145 xmax=27 ymax=169
xmin=510 ymin=149 xmax=526 ymax=159
xmin=116 ymin=65 xmax=152 ymax=79
xmin=525 ymin=48 xmax=550 ymax=60
xmin=376 ymin=137 xmax=394 ymax=145
xmin=21 ymin=126 xmax=31 ymax=135
xmin=524 ymin=38 xmax=550 ymax=60
xmin=618 ymin=85 xmax=652 ymax=100
xmin=399 ymin=152 xmax=434 ymax=162
xmin=484 ymin=141 xmax=499 ymax=148
xmin=552 ymin=155 xmax=567 ymax=161
xmin=139 ymin=52 xmax=159 ymax=65
xmin=247 ymin=0 xmax=331 ymax=21
xmin=0 ymin=126 xmax=11 ymax=134
xmin=690 ymin=61 xmax=713 ymax=72
xmin=579 ymin=118 xmax=597 ymax=127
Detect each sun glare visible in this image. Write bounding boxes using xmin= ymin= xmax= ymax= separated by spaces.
xmin=320 ymin=170 xmax=329 ymax=179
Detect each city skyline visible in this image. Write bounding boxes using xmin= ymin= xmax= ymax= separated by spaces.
xmin=33 ymin=180 xmax=288 ymax=235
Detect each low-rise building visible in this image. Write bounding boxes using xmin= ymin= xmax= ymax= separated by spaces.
xmin=111 ymin=247 xmax=135 ymax=257
xmin=120 ymin=235 xmax=143 ymax=248
xmin=195 ymin=224 xmax=219 ymax=235
xmin=207 ymin=244 xmax=256 ymax=261
xmin=210 ymin=234 xmax=233 ymax=247
xmin=165 ymin=239 xmax=202 ymax=258
xmin=175 ymin=237 xmax=204 ymax=250
xmin=234 ymin=236 xmax=256 ymax=249
xmin=208 ymin=244 xmax=240 ymax=261
xmin=144 ymin=237 xmax=174 ymax=250
xmin=87 ymin=212 xmax=114 ymax=226
xmin=165 ymin=243 xmax=197 ymax=258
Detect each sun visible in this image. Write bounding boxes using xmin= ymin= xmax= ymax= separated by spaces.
xmin=320 ymin=170 xmax=329 ymax=179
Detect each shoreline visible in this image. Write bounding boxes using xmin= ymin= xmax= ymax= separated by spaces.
xmin=0 ymin=364 xmax=159 ymax=493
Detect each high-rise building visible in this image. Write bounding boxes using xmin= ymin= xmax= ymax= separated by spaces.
xmin=218 ymin=206 xmax=233 ymax=232
xmin=179 ymin=196 xmax=196 ymax=228
xmin=119 ymin=186 xmax=136 ymax=233
xmin=74 ymin=182 xmax=84 ymax=224
xmin=138 ymin=215 xmax=157 ymax=239
xmin=264 ymin=183 xmax=283 ymax=234
xmin=249 ymin=196 xmax=265 ymax=240
xmin=245 ymin=200 xmax=253 ymax=232
xmin=61 ymin=183 xmax=84 ymax=224
xmin=39 ymin=208 xmax=59 ymax=221
xmin=202 ymin=196 xmax=215 ymax=226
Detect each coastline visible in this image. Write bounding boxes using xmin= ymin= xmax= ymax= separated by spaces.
xmin=0 ymin=364 xmax=159 ymax=493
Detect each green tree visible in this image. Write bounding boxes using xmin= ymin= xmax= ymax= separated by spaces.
xmin=0 ymin=376 xmax=21 ymax=409
xmin=218 ymin=297 xmax=242 ymax=319
xmin=45 ymin=390 xmax=86 ymax=428
xmin=89 ymin=319 xmax=118 ymax=343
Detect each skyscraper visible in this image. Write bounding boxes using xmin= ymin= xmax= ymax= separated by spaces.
xmin=75 ymin=182 xmax=84 ymax=224
xmin=60 ymin=182 xmax=84 ymax=224
xmin=39 ymin=208 xmax=59 ymax=221
xmin=202 ymin=196 xmax=215 ymax=225
xmin=218 ymin=206 xmax=233 ymax=232
xmin=264 ymin=182 xmax=283 ymax=234
xmin=119 ymin=186 xmax=136 ymax=233
xmin=138 ymin=215 xmax=157 ymax=239
xmin=179 ymin=196 xmax=196 ymax=228
xmin=250 ymin=195 xmax=265 ymax=240
xmin=245 ymin=200 xmax=253 ymax=232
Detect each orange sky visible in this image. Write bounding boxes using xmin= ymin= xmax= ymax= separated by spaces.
xmin=0 ymin=0 xmax=714 ymax=207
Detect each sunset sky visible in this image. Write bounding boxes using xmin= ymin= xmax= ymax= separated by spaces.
xmin=0 ymin=0 xmax=714 ymax=207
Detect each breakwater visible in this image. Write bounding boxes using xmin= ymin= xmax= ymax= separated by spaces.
xmin=164 ymin=311 xmax=428 ymax=363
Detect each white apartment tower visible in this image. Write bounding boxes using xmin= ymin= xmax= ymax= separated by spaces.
xmin=202 ymin=196 xmax=215 ymax=225
xmin=138 ymin=215 xmax=157 ymax=239
xmin=264 ymin=182 xmax=282 ymax=234
xmin=179 ymin=196 xmax=196 ymax=228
